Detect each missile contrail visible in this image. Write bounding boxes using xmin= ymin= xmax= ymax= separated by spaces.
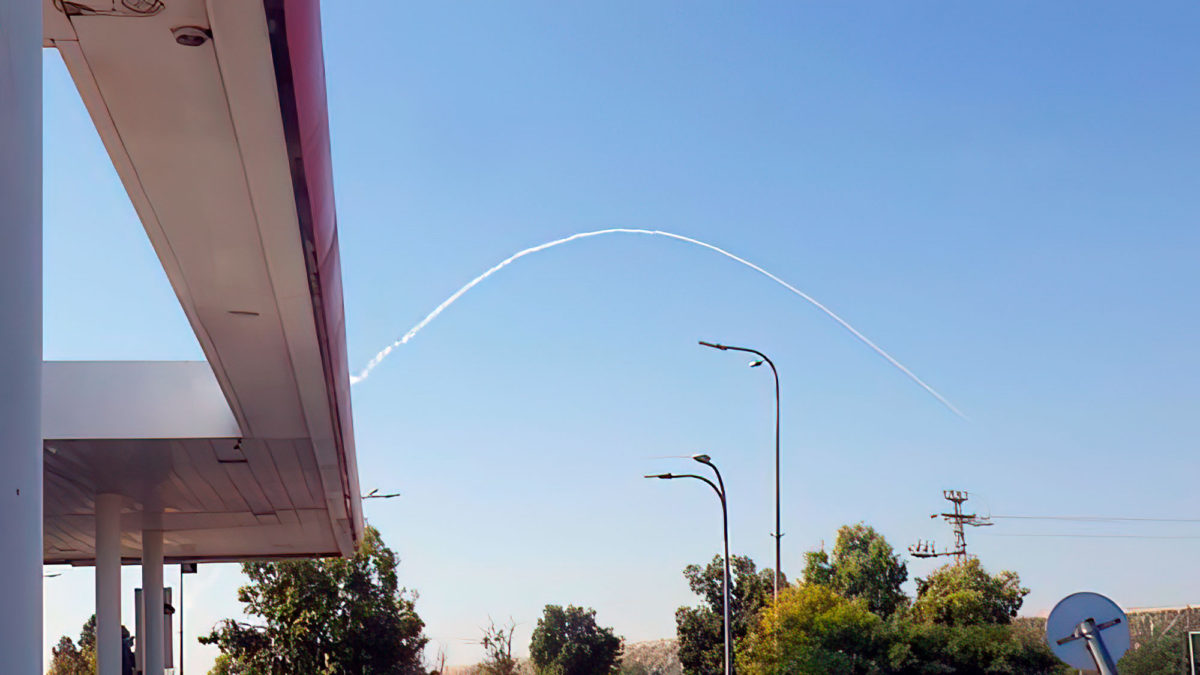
xmin=350 ymin=228 xmax=965 ymax=419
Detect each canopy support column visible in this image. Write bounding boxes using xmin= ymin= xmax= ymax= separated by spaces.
xmin=0 ymin=0 xmax=44 ymax=671
xmin=96 ymin=494 xmax=124 ymax=675
xmin=142 ymin=529 xmax=165 ymax=675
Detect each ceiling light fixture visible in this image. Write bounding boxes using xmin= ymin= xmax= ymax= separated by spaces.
xmin=172 ymin=26 xmax=211 ymax=47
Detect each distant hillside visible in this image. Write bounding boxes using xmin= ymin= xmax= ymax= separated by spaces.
xmin=439 ymin=639 xmax=681 ymax=675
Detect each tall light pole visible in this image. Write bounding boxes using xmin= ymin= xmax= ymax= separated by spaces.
xmin=646 ymin=454 xmax=732 ymax=675
xmin=699 ymin=340 xmax=782 ymax=601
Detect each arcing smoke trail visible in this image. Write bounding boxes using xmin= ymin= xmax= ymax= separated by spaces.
xmin=351 ymin=228 xmax=966 ymax=419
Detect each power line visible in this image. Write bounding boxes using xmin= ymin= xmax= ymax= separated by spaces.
xmin=990 ymin=515 xmax=1200 ymax=524
xmin=981 ymin=533 xmax=1200 ymax=540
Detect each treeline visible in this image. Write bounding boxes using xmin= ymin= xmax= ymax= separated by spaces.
xmin=48 ymin=524 xmax=1181 ymax=675
xmin=673 ymin=523 xmax=1061 ymax=674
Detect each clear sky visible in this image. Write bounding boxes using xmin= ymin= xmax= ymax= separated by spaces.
xmin=42 ymin=2 xmax=1200 ymax=670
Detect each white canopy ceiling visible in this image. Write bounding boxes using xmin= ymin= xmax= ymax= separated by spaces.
xmin=43 ymin=0 xmax=362 ymax=564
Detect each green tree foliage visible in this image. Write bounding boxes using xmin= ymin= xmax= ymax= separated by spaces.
xmin=47 ymin=615 xmax=134 ymax=675
xmin=675 ymin=555 xmax=778 ymax=675
xmin=882 ymin=621 xmax=1063 ymax=674
xmin=738 ymin=584 xmax=886 ymax=675
xmin=200 ymin=526 xmax=427 ymax=674
xmin=47 ymin=635 xmax=92 ymax=675
xmin=909 ymin=558 xmax=1027 ymax=626
xmin=735 ymin=522 xmax=1062 ymax=674
xmin=207 ymin=653 xmax=247 ymax=675
xmin=1118 ymin=628 xmax=1190 ymax=675
xmin=736 ymin=585 xmax=1062 ymax=675
xmin=529 ymin=604 xmax=623 ymax=675
xmin=802 ymin=523 xmax=908 ymax=618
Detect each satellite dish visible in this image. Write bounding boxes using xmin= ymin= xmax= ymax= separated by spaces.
xmin=1045 ymin=592 xmax=1130 ymax=672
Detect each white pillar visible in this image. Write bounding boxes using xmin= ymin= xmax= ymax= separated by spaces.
xmin=142 ymin=529 xmax=165 ymax=675
xmin=96 ymin=495 xmax=124 ymax=675
xmin=0 ymin=0 xmax=44 ymax=672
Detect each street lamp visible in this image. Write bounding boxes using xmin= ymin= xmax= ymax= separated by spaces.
xmin=646 ymin=454 xmax=732 ymax=675
xmin=699 ymin=340 xmax=783 ymax=601
xmin=362 ymin=488 xmax=402 ymax=500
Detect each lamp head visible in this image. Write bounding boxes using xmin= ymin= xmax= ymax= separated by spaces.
xmin=698 ymin=340 xmax=727 ymax=351
xmin=749 ymin=360 xmax=764 ymax=368
xmin=644 ymin=473 xmax=675 ymax=480
xmin=692 ymin=454 xmax=713 ymax=465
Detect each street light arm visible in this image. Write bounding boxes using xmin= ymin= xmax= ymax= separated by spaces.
xmin=701 ymin=341 xmax=780 ymax=395
xmin=657 ymin=473 xmax=725 ymax=503
xmin=692 ymin=459 xmax=727 ymax=505
xmin=700 ymin=341 xmax=774 ymax=371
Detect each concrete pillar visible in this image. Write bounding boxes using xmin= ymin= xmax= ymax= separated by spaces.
xmin=142 ymin=529 xmax=165 ymax=675
xmin=96 ymin=495 xmax=124 ymax=675
xmin=0 ymin=0 xmax=44 ymax=672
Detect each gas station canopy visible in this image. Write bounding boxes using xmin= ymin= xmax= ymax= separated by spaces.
xmin=42 ymin=0 xmax=362 ymax=564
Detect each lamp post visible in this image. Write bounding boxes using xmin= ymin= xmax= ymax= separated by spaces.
xmin=699 ymin=341 xmax=782 ymax=601
xmin=646 ymin=454 xmax=732 ymax=675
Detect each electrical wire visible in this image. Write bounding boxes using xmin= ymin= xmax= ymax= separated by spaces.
xmin=989 ymin=515 xmax=1200 ymax=524
xmin=980 ymin=533 xmax=1200 ymax=540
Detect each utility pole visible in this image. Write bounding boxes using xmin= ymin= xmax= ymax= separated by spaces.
xmin=909 ymin=490 xmax=991 ymax=564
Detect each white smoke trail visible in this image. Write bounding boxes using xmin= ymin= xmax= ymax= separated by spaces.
xmin=351 ymin=228 xmax=966 ymax=419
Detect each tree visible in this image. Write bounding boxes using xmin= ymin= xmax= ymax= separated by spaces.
xmin=1118 ymin=626 xmax=1189 ymax=675
xmin=207 ymin=653 xmax=252 ymax=675
xmin=802 ymin=523 xmax=908 ymax=618
xmin=737 ymin=584 xmax=886 ymax=675
xmin=529 ymin=604 xmax=623 ymax=675
xmin=909 ymin=558 xmax=1027 ymax=626
xmin=201 ymin=525 xmax=427 ymax=674
xmin=47 ymin=615 xmax=134 ymax=675
xmin=47 ymin=634 xmax=91 ymax=675
xmin=882 ymin=621 xmax=1063 ymax=675
xmin=736 ymin=585 xmax=1062 ymax=675
xmin=478 ymin=618 xmax=519 ymax=675
xmin=675 ymin=555 xmax=779 ymax=675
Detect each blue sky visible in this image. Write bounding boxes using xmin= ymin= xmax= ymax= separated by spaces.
xmin=43 ymin=2 xmax=1200 ymax=669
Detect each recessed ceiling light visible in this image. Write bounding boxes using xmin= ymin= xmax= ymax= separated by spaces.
xmin=172 ymin=26 xmax=211 ymax=47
